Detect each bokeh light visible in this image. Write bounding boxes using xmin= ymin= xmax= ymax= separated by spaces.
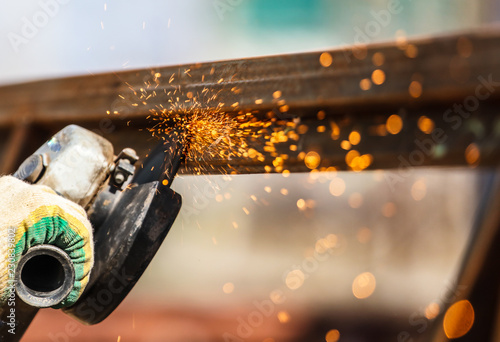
xmin=325 ymin=329 xmax=340 ymax=342
xmin=443 ymin=300 xmax=475 ymax=339
xmin=352 ymin=272 xmax=376 ymax=299
xmin=386 ymin=114 xmax=403 ymax=134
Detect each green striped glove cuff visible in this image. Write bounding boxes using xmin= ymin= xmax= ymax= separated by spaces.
xmin=0 ymin=176 xmax=94 ymax=308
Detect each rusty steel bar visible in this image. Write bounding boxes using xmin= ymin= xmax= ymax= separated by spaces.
xmin=1 ymin=29 xmax=500 ymax=174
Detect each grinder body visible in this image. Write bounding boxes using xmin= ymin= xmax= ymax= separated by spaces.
xmin=1 ymin=125 xmax=182 ymax=340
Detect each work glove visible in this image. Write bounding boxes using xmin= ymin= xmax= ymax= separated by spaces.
xmin=0 ymin=176 xmax=93 ymax=308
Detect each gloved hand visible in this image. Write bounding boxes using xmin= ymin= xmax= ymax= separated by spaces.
xmin=0 ymin=176 xmax=93 ymax=308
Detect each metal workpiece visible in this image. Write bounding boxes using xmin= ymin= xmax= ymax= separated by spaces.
xmin=179 ymin=102 xmax=500 ymax=175
xmin=14 ymin=245 xmax=75 ymax=308
xmin=2 ymin=30 xmax=500 ymax=174
xmin=0 ymin=29 xmax=499 ymax=123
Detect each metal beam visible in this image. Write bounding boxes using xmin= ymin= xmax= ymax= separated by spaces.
xmin=1 ymin=29 xmax=500 ymax=174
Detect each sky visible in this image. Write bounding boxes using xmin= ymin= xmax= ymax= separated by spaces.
xmin=0 ymin=0 xmax=492 ymax=85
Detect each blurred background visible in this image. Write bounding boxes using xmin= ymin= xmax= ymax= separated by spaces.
xmin=1 ymin=0 xmax=499 ymax=341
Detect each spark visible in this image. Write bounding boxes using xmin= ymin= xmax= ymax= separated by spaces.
xmin=113 ymin=67 xmax=378 ymax=176
xmin=117 ymin=70 xmax=306 ymax=175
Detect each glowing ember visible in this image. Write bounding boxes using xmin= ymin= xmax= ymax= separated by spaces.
xmin=319 ymin=52 xmax=333 ymax=68
xmin=277 ymin=310 xmax=290 ymax=323
xmin=418 ymin=116 xmax=435 ymax=134
xmin=371 ymin=69 xmax=386 ymax=85
xmin=405 ymin=44 xmax=419 ymax=58
xmin=465 ymin=143 xmax=480 ymax=166
xmin=443 ymin=300 xmax=474 ymax=339
xmin=359 ymin=78 xmax=372 ymax=91
xmin=386 ymin=114 xmax=403 ymax=135
xmin=222 ymin=282 xmax=234 ymax=294
xmin=372 ymin=52 xmax=385 ymax=66
xmin=325 ymin=329 xmax=340 ymax=342
xmin=348 ymin=192 xmax=363 ymax=208
xmin=382 ymin=202 xmax=397 ymax=218
xmin=285 ymin=269 xmax=305 ymax=290
xmin=117 ymin=69 xmax=309 ymax=175
xmin=409 ymin=80 xmax=423 ymax=98
xmin=425 ymin=302 xmax=440 ymax=320
xmin=411 ymin=179 xmax=427 ymax=201
xmin=113 ymin=67 xmax=385 ymax=176
xmin=348 ymin=131 xmax=361 ymax=145
xmin=352 ymin=272 xmax=376 ymax=299
xmin=329 ymin=178 xmax=346 ymax=197
xmin=304 ymin=151 xmax=321 ymax=169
